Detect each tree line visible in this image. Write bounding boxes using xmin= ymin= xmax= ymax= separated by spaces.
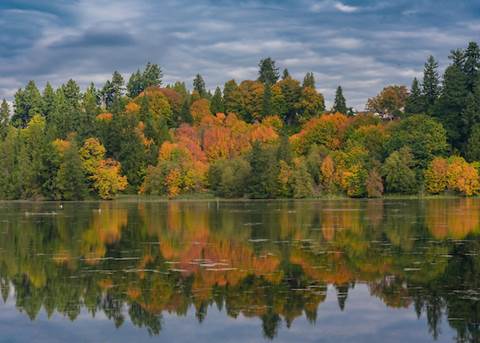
xmin=0 ymin=41 xmax=479 ymax=200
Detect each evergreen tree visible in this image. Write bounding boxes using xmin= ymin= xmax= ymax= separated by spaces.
xmin=179 ymin=98 xmax=193 ymax=124
xmin=422 ymin=55 xmax=440 ymax=113
xmin=467 ymin=124 xmax=480 ymax=161
xmin=282 ymin=68 xmax=290 ymax=80
xmin=463 ymin=42 xmax=480 ymax=92
xmin=0 ymin=127 xmax=20 ymax=199
xmin=193 ymin=74 xmax=207 ymax=98
xmin=79 ymin=83 xmax=100 ymax=139
xmin=405 ymin=78 xmax=425 ymax=114
xmin=12 ymin=81 xmax=43 ymax=128
xmin=449 ymin=48 xmax=465 ymax=69
xmin=257 ymin=57 xmax=280 ymax=85
xmin=210 ymin=87 xmax=224 ymax=114
xmin=142 ymin=62 xmax=162 ymax=88
xmin=292 ymin=160 xmax=314 ymax=198
xmin=303 ymin=72 xmax=315 ymax=89
xmin=42 ymin=82 xmax=56 ymax=120
xmin=462 ymin=92 xmax=480 ymax=150
xmin=332 ymin=86 xmax=347 ymax=114
xmin=127 ymin=69 xmax=143 ymax=98
xmin=223 ymin=80 xmax=242 ymax=115
xmin=248 ymin=141 xmax=278 ymax=199
xmin=277 ymin=134 xmax=293 ymax=164
xmin=262 ymin=83 xmax=272 ymax=117
xmin=55 ymin=139 xmax=88 ymax=200
xmin=435 ymin=65 xmax=468 ymax=148
xmin=0 ymin=100 xmax=9 ymax=139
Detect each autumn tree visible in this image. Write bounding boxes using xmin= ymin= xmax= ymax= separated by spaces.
xmin=366 ymin=85 xmax=408 ymax=116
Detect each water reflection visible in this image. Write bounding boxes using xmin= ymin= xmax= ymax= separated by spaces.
xmin=0 ymin=199 xmax=479 ymax=342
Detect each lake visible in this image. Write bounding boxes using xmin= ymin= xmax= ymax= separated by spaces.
xmin=0 ymin=199 xmax=478 ymax=342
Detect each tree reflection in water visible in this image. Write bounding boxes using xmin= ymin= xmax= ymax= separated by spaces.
xmin=0 ymin=199 xmax=479 ymax=342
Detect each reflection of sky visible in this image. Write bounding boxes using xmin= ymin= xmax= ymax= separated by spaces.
xmin=0 ymin=285 xmax=454 ymax=343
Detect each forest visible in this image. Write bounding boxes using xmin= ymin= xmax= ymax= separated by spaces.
xmin=0 ymin=41 xmax=479 ymax=200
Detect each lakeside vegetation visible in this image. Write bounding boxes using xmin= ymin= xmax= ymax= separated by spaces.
xmin=1 ymin=42 xmax=480 ymax=200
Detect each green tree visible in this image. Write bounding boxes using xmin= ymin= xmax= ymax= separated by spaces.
xmin=434 ymin=65 xmax=467 ymax=149
xmin=193 ymin=74 xmax=207 ymax=98
xmin=262 ymin=83 xmax=272 ymax=117
xmin=466 ymin=124 xmax=480 ymax=161
xmin=55 ymin=139 xmax=88 ymax=200
xmin=332 ymin=86 xmax=347 ymax=114
xmin=0 ymin=100 xmax=9 ymax=139
xmin=387 ymin=114 xmax=447 ymax=169
xmin=405 ymin=78 xmax=425 ymax=114
xmin=12 ymin=81 xmax=43 ymax=128
xmin=282 ymin=68 xmax=290 ymax=80
xmin=422 ymin=56 xmax=440 ymax=113
xmin=463 ymin=41 xmax=480 ymax=92
xmin=382 ymin=147 xmax=417 ymax=194
xmin=210 ymin=87 xmax=224 ymax=114
xmin=223 ymin=80 xmax=242 ymax=115
xmin=248 ymin=141 xmax=278 ymax=199
xmin=258 ymin=57 xmax=280 ymax=85
xmin=42 ymin=82 xmax=56 ymax=120
xmin=292 ymin=160 xmax=314 ymax=198
xmin=303 ymin=72 xmax=315 ymax=89
xmin=127 ymin=69 xmax=144 ymax=98
xmin=143 ymin=62 xmax=162 ymax=88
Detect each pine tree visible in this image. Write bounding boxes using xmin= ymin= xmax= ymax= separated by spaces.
xmin=193 ymin=74 xmax=207 ymax=98
xmin=303 ymin=72 xmax=315 ymax=88
xmin=179 ymin=98 xmax=193 ymax=124
xmin=262 ymin=83 xmax=272 ymax=117
xmin=223 ymin=80 xmax=242 ymax=114
xmin=56 ymin=140 xmax=88 ymax=200
xmin=12 ymin=81 xmax=43 ymax=128
xmin=42 ymin=82 xmax=56 ymax=120
xmin=143 ymin=62 xmax=162 ymax=88
xmin=405 ymin=78 xmax=425 ymax=114
xmin=282 ymin=68 xmax=290 ymax=80
xmin=449 ymin=48 xmax=465 ymax=69
xmin=332 ymin=86 xmax=347 ymax=114
xmin=127 ymin=69 xmax=143 ymax=98
xmin=79 ymin=83 xmax=100 ymax=139
xmin=0 ymin=100 xmax=9 ymax=139
xmin=435 ymin=65 xmax=467 ymax=148
xmin=463 ymin=42 xmax=480 ymax=92
xmin=422 ymin=55 xmax=440 ymax=113
xmin=210 ymin=87 xmax=224 ymax=114
xmin=257 ymin=57 xmax=280 ymax=85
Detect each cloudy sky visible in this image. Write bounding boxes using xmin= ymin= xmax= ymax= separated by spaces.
xmin=1 ymin=0 xmax=479 ymax=109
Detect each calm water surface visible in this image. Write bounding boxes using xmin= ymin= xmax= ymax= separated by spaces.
xmin=0 ymin=199 xmax=479 ymax=342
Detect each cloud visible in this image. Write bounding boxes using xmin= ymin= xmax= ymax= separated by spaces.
xmin=334 ymin=2 xmax=358 ymax=13
xmin=0 ymin=0 xmax=478 ymax=110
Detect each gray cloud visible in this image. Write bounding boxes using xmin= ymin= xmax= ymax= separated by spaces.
xmin=0 ymin=0 xmax=478 ymax=109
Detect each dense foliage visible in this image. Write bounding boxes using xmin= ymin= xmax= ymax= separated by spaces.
xmin=1 ymin=41 xmax=480 ymax=200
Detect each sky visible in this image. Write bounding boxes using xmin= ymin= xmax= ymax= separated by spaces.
xmin=0 ymin=0 xmax=479 ymax=109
